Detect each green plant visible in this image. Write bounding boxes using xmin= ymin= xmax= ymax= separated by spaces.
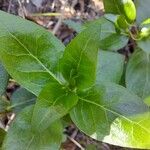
xmin=0 ymin=0 xmax=150 ymax=149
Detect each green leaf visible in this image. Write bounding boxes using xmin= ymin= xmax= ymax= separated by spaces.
xmin=0 ymin=128 xmax=6 ymax=146
xmin=2 ymin=106 xmax=63 ymax=150
xmin=61 ymin=18 xmax=128 ymax=90
xmin=104 ymin=14 xmax=129 ymax=30
xmin=63 ymin=20 xmax=84 ymax=33
xmin=96 ymin=50 xmax=125 ymax=84
xmin=103 ymin=0 xmax=119 ymax=14
xmin=0 ymin=98 xmax=10 ymax=114
xmin=0 ymin=10 xmax=65 ymax=96
xmin=137 ymin=36 xmax=150 ymax=53
xmin=32 ymin=82 xmax=78 ymax=131
xmin=70 ymin=82 xmax=148 ymax=147
xmin=10 ymin=87 xmax=36 ymax=113
xmin=116 ymin=15 xmax=129 ymax=29
xmin=0 ymin=62 xmax=9 ymax=96
xmin=135 ymin=0 xmax=150 ymax=24
xmin=141 ymin=18 xmax=150 ymax=25
xmin=103 ymin=112 xmax=150 ymax=149
xmin=93 ymin=18 xmax=128 ymax=51
xmin=144 ymin=96 xmax=150 ymax=106
xmin=104 ymin=0 xmax=136 ymax=23
xmin=126 ymin=50 xmax=150 ymax=99
xmin=60 ymin=23 xmax=99 ymax=90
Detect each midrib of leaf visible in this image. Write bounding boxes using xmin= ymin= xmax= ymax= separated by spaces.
xmin=99 ymin=30 xmax=127 ymax=36
xmin=25 ymin=135 xmax=35 ymax=150
xmin=113 ymin=0 xmax=121 ymax=14
xmin=8 ymin=98 xmax=35 ymax=110
xmin=0 ymin=21 xmax=61 ymax=85
xmin=36 ymin=93 xmax=66 ymax=128
xmin=79 ymin=97 xmax=150 ymax=134
xmin=76 ymin=37 xmax=92 ymax=72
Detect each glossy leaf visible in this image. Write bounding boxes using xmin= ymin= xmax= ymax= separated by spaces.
xmin=61 ymin=18 xmax=128 ymax=90
xmin=103 ymin=112 xmax=150 ymax=149
xmin=135 ymin=0 xmax=150 ymax=24
xmin=0 ymin=10 xmax=65 ymax=96
xmin=104 ymin=0 xmax=136 ymax=23
xmin=70 ymin=83 xmax=148 ymax=146
xmin=96 ymin=50 xmax=125 ymax=84
xmin=32 ymin=82 xmax=78 ymax=131
xmin=0 ymin=62 xmax=9 ymax=96
xmin=126 ymin=50 xmax=150 ymax=99
xmin=0 ymin=128 xmax=6 ymax=146
xmin=2 ymin=106 xmax=63 ymax=150
xmin=11 ymin=87 xmax=36 ymax=113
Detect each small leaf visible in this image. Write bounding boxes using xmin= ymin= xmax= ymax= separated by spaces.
xmin=70 ymin=82 xmax=148 ymax=148
xmin=96 ymin=18 xmax=128 ymax=51
xmin=141 ymin=18 xmax=150 ymax=25
xmin=104 ymin=0 xmax=136 ymax=23
xmin=0 ymin=10 xmax=65 ymax=96
xmin=116 ymin=0 xmax=136 ymax=24
xmin=60 ymin=23 xmax=99 ymax=90
xmin=61 ymin=18 xmax=128 ymax=90
xmin=0 ymin=62 xmax=9 ymax=96
xmin=96 ymin=50 xmax=125 ymax=84
xmin=144 ymin=96 xmax=150 ymax=106
xmin=10 ymin=87 xmax=36 ymax=113
xmin=32 ymin=82 xmax=78 ymax=131
xmin=126 ymin=50 xmax=150 ymax=98
xmin=2 ymin=106 xmax=63 ymax=150
xmin=116 ymin=15 xmax=129 ymax=29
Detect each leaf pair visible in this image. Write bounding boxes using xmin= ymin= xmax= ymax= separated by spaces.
xmin=0 ymin=8 xmax=150 ymax=149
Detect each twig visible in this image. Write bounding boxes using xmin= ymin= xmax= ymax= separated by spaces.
xmin=5 ymin=113 xmax=15 ymax=131
xmin=17 ymin=0 xmax=27 ymax=18
xmin=102 ymin=143 xmax=111 ymax=150
xmin=52 ymin=0 xmax=67 ymax=34
xmin=71 ymin=129 xmax=78 ymax=139
xmin=67 ymin=136 xmax=85 ymax=150
xmin=7 ymin=0 xmax=13 ymax=13
xmin=71 ymin=0 xmax=78 ymax=8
